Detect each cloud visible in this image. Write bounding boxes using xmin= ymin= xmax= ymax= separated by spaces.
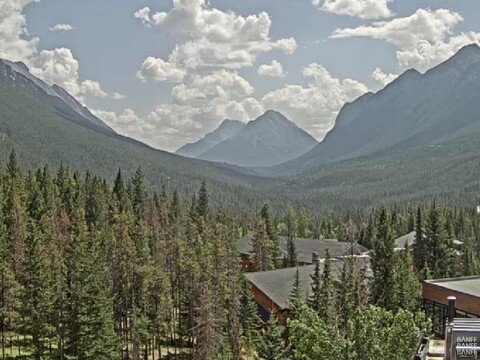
xmin=332 ymin=8 xmax=480 ymax=70
xmin=313 ymin=0 xmax=393 ymax=19
xmin=135 ymin=0 xmax=297 ymax=75
xmin=0 ymin=0 xmax=39 ymax=61
xmin=49 ymin=23 xmax=74 ymax=32
xmin=258 ymin=60 xmax=286 ymax=77
xmin=93 ymin=109 xmax=155 ymax=139
xmin=137 ymin=57 xmax=186 ymax=83
xmin=0 ymin=2 xmax=121 ymax=104
xmin=30 ymin=48 xmax=124 ymax=101
xmin=94 ymin=69 xmax=264 ymax=151
xmin=130 ymin=0 xmax=300 ymax=150
xmin=262 ymin=63 xmax=368 ymax=138
xmin=371 ymin=68 xmax=398 ymax=87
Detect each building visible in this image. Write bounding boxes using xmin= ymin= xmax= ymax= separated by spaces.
xmin=423 ymin=277 xmax=480 ymax=336
xmin=395 ymin=231 xmax=463 ymax=252
xmin=394 ymin=231 xmax=417 ymax=251
xmin=238 ymin=234 xmax=367 ymax=271
xmin=245 ymin=255 xmax=372 ymax=321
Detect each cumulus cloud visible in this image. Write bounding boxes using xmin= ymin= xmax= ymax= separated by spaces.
xmin=94 ymin=69 xmax=264 ymax=151
xmin=49 ymin=23 xmax=74 ymax=32
xmin=93 ymin=109 xmax=155 ymax=140
xmin=262 ymin=64 xmax=368 ymax=138
xmin=0 ymin=2 xmax=121 ymax=104
xmin=29 ymin=48 xmax=123 ymax=101
xmin=130 ymin=0 xmax=300 ymax=150
xmin=332 ymin=8 xmax=480 ymax=70
xmin=135 ymin=0 xmax=297 ymax=75
xmin=371 ymin=68 xmax=398 ymax=87
xmin=137 ymin=57 xmax=186 ymax=83
xmin=258 ymin=60 xmax=286 ymax=77
xmin=0 ymin=0 xmax=39 ymax=61
xmin=312 ymin=0 xmax=393 ymax=19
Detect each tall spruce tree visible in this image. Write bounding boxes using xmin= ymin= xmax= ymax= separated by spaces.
xmin=413 ymin=206 xmax=428 ymax=271
xmin=371 ymin=206 xmax=396 ymax=310
xmin=318 ymin=249 xmax=336 ymax=325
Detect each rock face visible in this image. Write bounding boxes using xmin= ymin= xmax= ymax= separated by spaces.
xmin=263 ymin=44 xmax=480 ymax=175
xmin=175 ymin=119 xmax=246 ymax=158
xmin=197 ymin=110 xmax=318 ymax=167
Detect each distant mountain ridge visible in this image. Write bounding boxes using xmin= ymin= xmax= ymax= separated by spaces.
xmin=0 ymin=56 xmax=270 ymax=209
xmin=176 ymin=119 xmax=246 ymax=158
xmin=182 ymin=110 xmax=318 ymax=167
xmin=1 ymin=59 xmax=113 ymax=134
xmin=261 ymin=43 xmax=480 ymax=175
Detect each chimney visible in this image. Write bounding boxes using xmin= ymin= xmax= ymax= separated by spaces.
xmin=312 ymin=251 xmax=320 ymax=263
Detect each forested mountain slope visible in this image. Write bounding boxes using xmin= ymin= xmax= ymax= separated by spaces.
xmin=259 ymin=128 xmax=480 ymax=212
xmin=0 ymin=58 xmax=269 ymax=207
xmin=262 ymin=44 xmax=480 ymax=176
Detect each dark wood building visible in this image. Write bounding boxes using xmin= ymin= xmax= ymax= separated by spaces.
xmin=423 ymin=277 xmax=480 ymax=336
xmin=245 ymin=255 xmax=372 ymax=322
xmin=238 ymin=234 xmax=367 ymax=272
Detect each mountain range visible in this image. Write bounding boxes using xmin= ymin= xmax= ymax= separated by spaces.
xmin=0 ymin=58 xmax=268 ymax=208
xmin=2 ymin=44 xmax=480 ymax=211
xmin=176 ymin=110 xmax=318 ymax=167
xmin=176 ymin=119 xmax=246 ymax=158
xmin=262 ymin=44 xmax=480 ymax=176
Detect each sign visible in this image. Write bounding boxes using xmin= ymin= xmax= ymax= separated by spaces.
xmin=454 ymin=331 xmax=480 ymax=359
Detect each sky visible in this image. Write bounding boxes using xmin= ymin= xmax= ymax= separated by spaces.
xmin=2 ymin=0 xmax=480 ymax=152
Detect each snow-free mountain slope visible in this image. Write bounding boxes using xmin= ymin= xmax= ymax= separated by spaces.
xmin=198 ymin=110 xmax=318 ymax=167
xmin=262 ymin=44 xmax=480 ymax=175
xmin=175 ymin=119 xmax=246 ymax=158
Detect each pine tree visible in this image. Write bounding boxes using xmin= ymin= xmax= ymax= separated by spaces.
xmin=426 ymin=202 xmax=455 ymax=277
xmin=309 ymin=257 xmax=322 ymax=312
xmin=261 ymin=205 xmax=278 ymax=265
xmin=297 ymin=209 xmax=309 ymax=238
xmin=256 ymin=313 xmax=288 ymax=360
xmin=371 ymin=205 xmax=396 ymax=310
xmin=393 ymin=246 xmax=420 ymax=312
xmin=20 ymin=220 xmax=53 ymax=360
xmin=131 ymin=167 xmax=147 ymax=220
xmin=0 ymin=196 xmax=21 ymax=360
xmin=318 ymin=249 xmax=336 ymax=325
xmin=289 ymin=268 xmax=303 ymax=315
xmin=196 ymin=181 xmax=209 ymax=219
xmin=239 ymin=279 xmax=258 ymax=349
xmin=251 ymin=219 xmax=273 ymax=271
xmin=413 ymin=206 xmax=427 ymax=271
xmin=287 ymin=237 xmax=298 ymax=267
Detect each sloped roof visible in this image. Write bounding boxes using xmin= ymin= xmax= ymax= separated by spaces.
xmin=395 ymin=231 xmax=417 ymax=250
xmin=394 ymin=231 xmax=463 ymax=250
xmin=238 ymin=235 xmax=367 ymax=264
xmin=246 ymin=256 xmax=372 ymax=310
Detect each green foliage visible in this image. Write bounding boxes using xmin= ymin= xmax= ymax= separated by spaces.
xmin=347 ymin=306 xmax=428 ymax=360
xmin=371 ymin=206 xmax=396 ymax=310
xmin=288 ymin=305 xmax=343 ymax=360
xmin=256 ymin=314 xmax=288 ymax=360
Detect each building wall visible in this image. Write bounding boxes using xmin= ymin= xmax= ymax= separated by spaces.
xmin=422 ymin=282 xmax=480 ymax=317
xmin=249 ymin=282 xmax=288 ymax=322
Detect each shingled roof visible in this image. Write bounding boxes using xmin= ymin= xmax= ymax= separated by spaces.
xmin=395 ymin=231 xmax=416 ymax=250
xmin=394 ymin=231 xmax=463 ymax=251
xmin=246 ymin=256 xmax=372 ymax=311
xmin=238 ymin=235 xmax=367 ymax=264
